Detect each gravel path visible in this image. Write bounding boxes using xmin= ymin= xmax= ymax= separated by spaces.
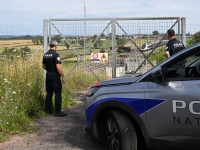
xmin=0 ymin=102 xmax=107 ymax=150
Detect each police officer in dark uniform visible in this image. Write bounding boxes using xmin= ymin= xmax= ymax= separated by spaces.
xmin=42 ymin=40 xmax=67 ymax=117
xmin=165 ymin=29 xmax=185 ymax=59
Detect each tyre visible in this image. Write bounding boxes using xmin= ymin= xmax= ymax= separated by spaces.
xmin=105 ymin=110 xmax=137 ymax=150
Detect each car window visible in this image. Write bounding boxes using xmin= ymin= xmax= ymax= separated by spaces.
xmin=165 ymin=51 xmax=200 ymax=80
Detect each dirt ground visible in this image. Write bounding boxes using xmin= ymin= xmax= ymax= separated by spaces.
xmin=0 ymin=102 xmax=107 ymax=150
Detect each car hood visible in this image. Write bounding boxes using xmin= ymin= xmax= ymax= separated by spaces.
xmin=99 ymin=75 xmax=142 ymax=86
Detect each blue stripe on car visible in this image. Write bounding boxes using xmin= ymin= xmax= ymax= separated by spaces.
xmin=85 ymin=97 xmax=166 ymax=128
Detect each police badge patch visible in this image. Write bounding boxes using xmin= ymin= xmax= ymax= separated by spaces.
xmin=57 ymin=57 xmax=60 ymax=61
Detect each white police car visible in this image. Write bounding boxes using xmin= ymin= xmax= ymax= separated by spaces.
xmin=85 ymin=42 xmax=200 ymax=150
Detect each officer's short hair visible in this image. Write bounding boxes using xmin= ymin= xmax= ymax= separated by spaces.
xmin=167 ymin=29 xmax=175 ymax=36
xmin=49 ymin=40 xmax=58 ymax=48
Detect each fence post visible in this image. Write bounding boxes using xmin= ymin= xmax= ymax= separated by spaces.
xmin=112 ymin=19 xmax=116 ymax=78
xmin=181 ymin=17 xmax=186 ymax=46
xmin=177 ymin=17 xmax=180 ymax=41
xmin=43 ymin=19 xmax=48 ymax=89
xmin=49 ymin=20 xmax=51 ymax=43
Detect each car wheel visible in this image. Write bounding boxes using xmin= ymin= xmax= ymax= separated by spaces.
xmin=105 ymin=110 xmax=137 ymax=150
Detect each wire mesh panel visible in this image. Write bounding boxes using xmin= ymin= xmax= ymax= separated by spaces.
xmin=46 ymin=17 xmax=182 ymax=95
xmin=115 ymin=17 xmax=180 ymax=76
xmin=49 ymin=18 xmax=113 ymax=95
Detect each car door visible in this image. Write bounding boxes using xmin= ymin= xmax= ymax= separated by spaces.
xmin=144 ymin=47 xmax=200 ymax=144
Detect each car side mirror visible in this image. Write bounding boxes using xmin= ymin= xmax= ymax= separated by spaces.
xmin=151 ymin=67 xmax=164 ymax=83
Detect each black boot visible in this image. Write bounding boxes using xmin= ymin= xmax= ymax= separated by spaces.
xmin=55 ymin=111 xmax=67 ymax=117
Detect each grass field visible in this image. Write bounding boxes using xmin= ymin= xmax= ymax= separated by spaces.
xmin=0 ymin=39 xmax=109 ymax=67
xmin=0 ymin=38 xmax=160 ymax=58
xmin=0 ymin=40 xmax=42 ymax=53
xmin=0 ymin=38 xmax=168 ymax=65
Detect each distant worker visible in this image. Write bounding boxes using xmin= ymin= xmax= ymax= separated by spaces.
xmin=165 ymin=29 xmax=185 ymax=59
xmin=42 ymin=40 xmax=67 ymax=117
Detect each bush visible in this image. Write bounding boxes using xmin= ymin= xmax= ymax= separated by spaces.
xmin=100 ymin=48 xmax=105 ymax=53
xmin=148 ymin=48 xmax=166 ymax=64
xmin=191 ymin=31 xmax=200 ymax=44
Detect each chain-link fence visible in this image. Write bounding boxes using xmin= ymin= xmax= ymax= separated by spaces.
xmin=113 ymin=18 xmax=183 ymax=76
xmin=44 ymin=17 xmax=185 ymax=81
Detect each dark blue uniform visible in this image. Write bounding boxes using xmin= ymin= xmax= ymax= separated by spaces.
xmin=166 ymin=38 xmax=185 ymax=56
xmin=42 ymin=49 xmax=62 ymax=113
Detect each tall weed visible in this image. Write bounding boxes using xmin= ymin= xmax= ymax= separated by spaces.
xmin=0 ymin=55 xmax=75 ymax=141
xmin=0 ymin=57 xmax=45 ymax=139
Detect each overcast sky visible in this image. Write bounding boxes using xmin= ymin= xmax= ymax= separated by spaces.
xmin=0 ymin=0 xmax=200 ymax=35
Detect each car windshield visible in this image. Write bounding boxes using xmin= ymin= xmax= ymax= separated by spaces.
xmin=185 ymin=55 xmax=200 ymax=67
xmin=166 ymin=50 xmax=200 ymax=79
xmin=168 ymin=51 xmax=200 ymax=68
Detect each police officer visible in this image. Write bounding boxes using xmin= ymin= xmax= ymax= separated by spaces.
xmin=42 ymin=40 xmax=67 ymax=117
xmin=165 ymin=29 xmax=185 ymax=59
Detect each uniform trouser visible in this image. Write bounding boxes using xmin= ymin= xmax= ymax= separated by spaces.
xmin=45 ymin=72 xmax=62 ymax=112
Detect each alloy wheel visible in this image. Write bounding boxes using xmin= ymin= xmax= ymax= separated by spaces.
xmin=106 ymin=118 xmax=119 ymax=150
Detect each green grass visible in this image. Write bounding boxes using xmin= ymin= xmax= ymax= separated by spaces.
xmin=148 ymin=48 xmax=166 ymax=64
xmin=0 ymin=58 xmax=44 ymax=140
xmin=65 ymin=71 xmax=106 ymax=93
xmin=0 ymin=49 xmax=108 ymax=142
xmin=62 ymin=61 xmax=108 ymax=92
xmin=0 ymin=56 xmax=77 ymax=141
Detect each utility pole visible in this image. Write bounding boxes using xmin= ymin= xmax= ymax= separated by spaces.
xmin=81 ymin=1 xmax=86 ymax=65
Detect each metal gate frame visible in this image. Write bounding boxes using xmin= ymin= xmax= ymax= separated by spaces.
xmin=114 ymin=17 xmax=183 ymax=74
xmin=43 ymin=17 xmax=186 ymax=79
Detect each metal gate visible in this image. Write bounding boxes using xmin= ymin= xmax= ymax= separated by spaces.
xmin=43 ymin=17 xmax=186 ymax=87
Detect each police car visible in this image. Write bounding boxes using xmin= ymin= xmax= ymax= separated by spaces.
xmin=84 ymin=42 xmax=200 ymax=150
